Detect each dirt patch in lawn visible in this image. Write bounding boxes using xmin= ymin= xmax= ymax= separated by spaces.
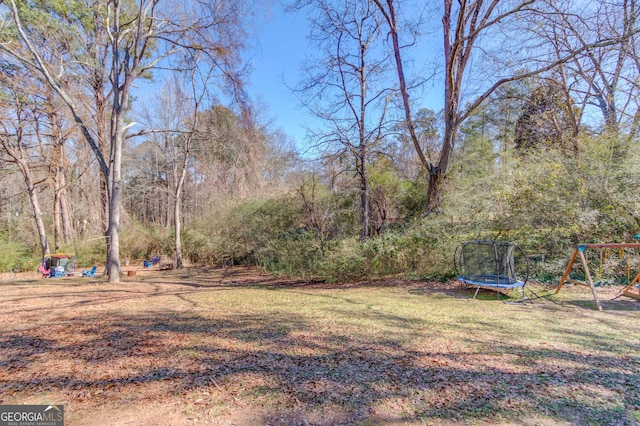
xmin=1 ymin=266 xmax=638 ymax=425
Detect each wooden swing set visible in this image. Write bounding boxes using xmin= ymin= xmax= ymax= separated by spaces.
xmin=555 ymin=243 xmax=640 ymax=311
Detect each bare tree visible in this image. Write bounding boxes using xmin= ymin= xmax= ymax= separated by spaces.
xmin=374 ymin=0 xmax=639 ymax=213
xmin=38 ymin=89 xmax=76 ymax=251
xmin=0 ymin=56 xmax=81 ymax=257
xmin=375 ymin=0 xmax=537 ymax=212
xmin=0 ymin=85 xmax=50 ymax=259
xmin=534 ymin=0 xmax=640 ymax=143
xmin=1 ymin=0 xmax=249 ymax=281
xmin=300 ymin=0 xmax=393 ymax=239
xmin=164 ymin=61 xmax=215 ymax=269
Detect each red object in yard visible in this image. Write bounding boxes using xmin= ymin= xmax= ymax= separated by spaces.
xmin=38 ymin=264 xmax=50 ymax=278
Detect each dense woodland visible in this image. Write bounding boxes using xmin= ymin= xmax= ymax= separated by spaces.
xmin=0 ymin=0 xmax=639 ymax=283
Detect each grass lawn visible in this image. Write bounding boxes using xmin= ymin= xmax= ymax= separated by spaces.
xmin=1 ymin=266 xmax=639 ymax=425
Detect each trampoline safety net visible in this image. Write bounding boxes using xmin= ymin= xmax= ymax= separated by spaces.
xmin=454 ymin=240 xmax=529 ymax=289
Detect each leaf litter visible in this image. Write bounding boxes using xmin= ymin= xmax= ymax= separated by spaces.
xmin=0 ymin=266 xmax=638 ymax=425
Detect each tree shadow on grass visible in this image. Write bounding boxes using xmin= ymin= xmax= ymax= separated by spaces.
xmin=2 ymin=303 xmax=639 ymax=425
xmin=563 ymin=298 xmax=640 ymax=312
xmin=1 ymin=269 xmax=639 ymax=424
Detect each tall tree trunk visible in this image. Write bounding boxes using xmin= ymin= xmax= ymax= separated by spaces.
xmin=174 ymin=168 xmax=186 ymax=269
xmin=172 ymin=135 xmax=189 ymax=270
xmin=0 ymin=96 xmax=50 ymax=259
xmin=427 ymin=118 xmax=457 ymax=213
xmin=87 ymin=58 xmax=110 ymax=235
xmin=102 ymin=175 xmax=112 ymax=278
xmin=374 ymin=0 xmax=430 ymax=172
xmin=46 ymin=90 xmax=74 ymax=249
xmin=97 ymin=109 xmax=110 ymax=234
xmin=94 ymin=73 xmax=111 ymax=274
xmin=107 ymin=129 xmax=123 ymax=281
xmin=59 ymin=180 xmax=74 ymax=242
xmin=18 ymin=159 xmax=50 ymax=259
xmin=53 ymin=184 xmax=62 ymax=252
xmin=51 ymin=145 xmax=64 ymax=251
xmin=53 ymin=174 xmax=74 ymax=247
xmin=165 ymin=155 xmax=173 ymax=228
xmin=377 ymin=0 xmax=540 ymax=213
xmin=430 ymin=0 xmax=458 ymax=214
xmin=374 ymin=0 xmax=434 ymax=213
xmin=359 ymin=148 xmax=369 ymax=241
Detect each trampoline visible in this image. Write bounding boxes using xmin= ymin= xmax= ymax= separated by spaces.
xmin=454 ymin=240 xmax=529 ymax=298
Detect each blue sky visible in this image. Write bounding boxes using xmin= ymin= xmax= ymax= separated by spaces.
xmin=135 ymin=4 xmax=315 ymax=146
xmin=245 ymin=2 xmax=445 ymax=153
xmin=134 ymin=2 xmax=443 ymax=154
xmin=246 ymin=5 xmax=313 ymax=148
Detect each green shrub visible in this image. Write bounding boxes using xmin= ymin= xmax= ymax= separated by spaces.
xmin=257 ymin=228 xmax=327 ymax=279
xmin=121 ymin=224 xmax=168 ymax=262
xmin=184 ymin=196 xmax=305 ymax=266
xmin=165 ymin=132 xmax=640 ymax=284
xmin=0 ymin=238 xmax=33 ymax=272
xmin=64 ymin=237 xmax=106 ymax=267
